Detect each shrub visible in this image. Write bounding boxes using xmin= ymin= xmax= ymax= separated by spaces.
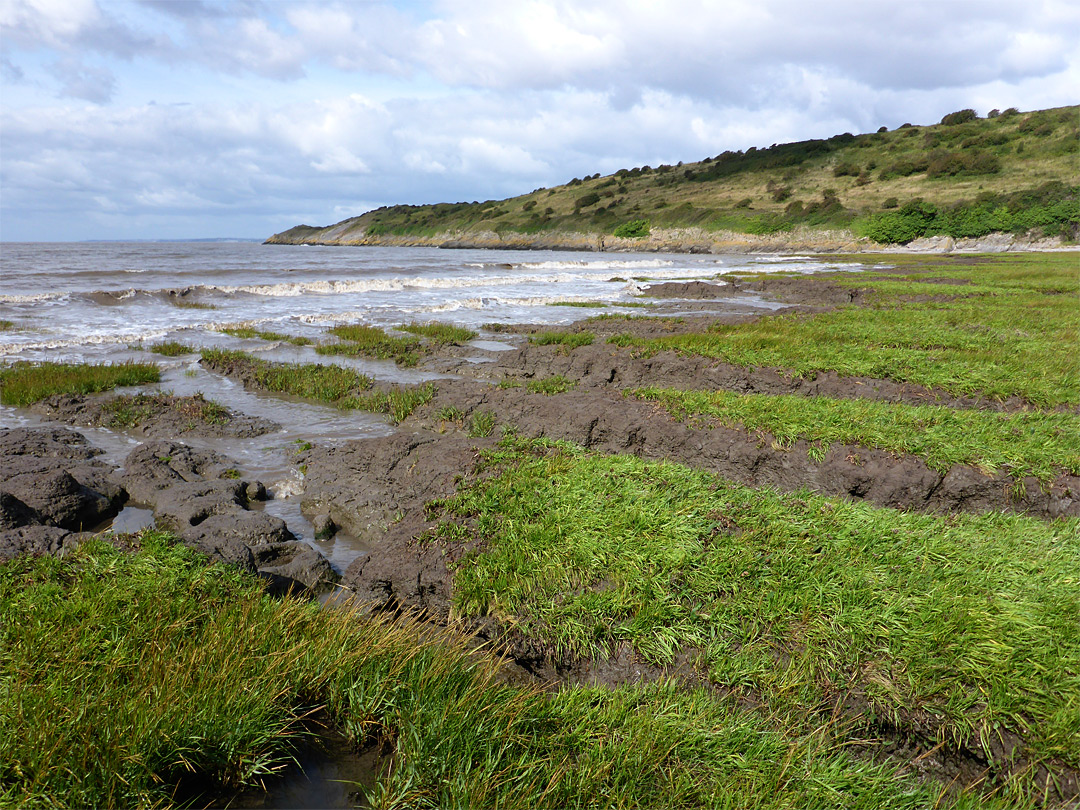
xmin=574 ymin=193 xmax=600 ymax=209
xmin=926 ymin=150 xmax=1001 ymax=178
xmin=863 ymin=198 xmax=939 ymax=244
xmin=734 ymin=198 xmax=753 ymax=209
xmin=832 ymin=162 xmax=861 ymax=177
xmin=882 ymin=197 xmax=899 ymax=209
xmin=613 ymin=219 xmax=650 ymax=238
xmin=941 ymin=109 xmax=978 ymax=125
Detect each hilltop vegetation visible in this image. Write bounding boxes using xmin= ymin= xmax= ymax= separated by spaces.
xmin=268 ymin=105 xmax=1078 ymax=248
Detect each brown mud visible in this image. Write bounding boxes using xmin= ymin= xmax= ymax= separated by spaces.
xmin=29 ymin=392 xmax=281 ymax=438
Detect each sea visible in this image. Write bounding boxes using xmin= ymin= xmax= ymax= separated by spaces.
xmin=1 ymin=241 xmax=855 ymax=570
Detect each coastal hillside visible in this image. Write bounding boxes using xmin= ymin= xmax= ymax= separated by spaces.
xmin=268 ymin=105 xmax=1078 ymax=251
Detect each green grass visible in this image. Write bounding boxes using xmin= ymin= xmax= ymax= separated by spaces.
xmin=549 ymin=300 xmax=608 ymax=308
xmin=168 ymin=299 xmax=216 ymax=310
xmin=1 ymin=534 xmax=1012 ymax=809
xmin=218 ymin=326 xmax=313 ymax=346
xmin=631 ymin=387 xmax=1080 ymax=482
xmin=0 ymin=320 xmax=15 ymax=331
xmin=398 ymin=321 xmax=478 ymax=345
xmin=528 ymin=331 xmax=595 ymax=350
xmin=100 ymin=392 xmax=230 ymax=429
xmin=609 ymin=254 xmax=1079 ymax=408
xmin=527 ymin=375 xmax=578 ymax=395
xmin=147 ymin=341 xmax=194 ymax=357
xmin=0 ymin=361 xmax=160 ymax=407
xmin=200 ymin=349 xmax=433 ymax=423
xmin=317 ymin=324 xmax=421 ymax=367
xmin=426 ymin=437 xmax=1080 ymax=803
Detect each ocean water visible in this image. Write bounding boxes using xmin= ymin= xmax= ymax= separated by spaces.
xmin=1 ymin=241 xmax=848 ymax=362
xmin=1 ymin=241 xmax=854 ymax=567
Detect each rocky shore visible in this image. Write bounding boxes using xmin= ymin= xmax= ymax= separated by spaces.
xmin=265 ymin=223 xmax=1071 ymax=254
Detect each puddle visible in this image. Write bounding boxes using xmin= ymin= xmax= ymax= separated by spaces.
xmin=109 ymin=505 xmax=155 ymax=534
xmin=197 ymin=712 xmax=390 ymax=810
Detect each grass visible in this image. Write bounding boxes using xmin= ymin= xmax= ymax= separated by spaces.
xmin=550 ymin=300 xmax=608 ymax=308
xmin=219 ymin=326 xmax=313 ymax=346
xmin=168 ymin=299 xmax=217 ymax=310
xmin=0 ymin=320 xmax=15 ymax=331
xmin=200 ymin=348 xmax=433 ymax=423
xmin=147 ymin=341 xmax=195 ymax=357
xmin=609 ymin=254 xmax=1079 ymax=408
xmin=398 ymin=321 xmax=478 ymax=345
xmin=1 ymin=533 xmax=1014 ymax=809
xmin=317 ymin=324 xmax=421 ymax=367
xmin=426 ymin=437 xmax=1080 ymax=804
xmin=100 ymin=392 xmax=230 ymax=429
xmin=631 ymin=387 xmax=1080 ymax=482
xmin=527 ymin=375 xmax=578 ymax=395
xmin=528 ymin=330 xmax=595 ymax=350
xmin=0 ymin=360 xmax=160 ymax=407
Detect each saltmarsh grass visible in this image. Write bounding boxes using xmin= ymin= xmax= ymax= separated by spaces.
xmin=632 ymin=387 xmax=1080 ymax=482
xmin=200 ymin=349 xmax=433 ymax=423
xmin=147 ymin=341 xmax=194 ymax=356
xmin=100 ymin=392 xmax=230 ymax=429
xmin=1 ymin=534 xmax=999 ymax=809
xmin=398 ymin=321 xmax=478 ymax=345
xmin=0 ymin=360 xmax=160 ymax=407
xmin=528 ymin=330 xmax=594 ymax=350
xmin=428 ymin=437 xmax=1080 ymax=802
xmin=219 ymin=326 xmax=312 ymax=346
xmin=318 ymin=324 xmax=421 ymax=367
xmin=527 ymin=375 xmax=578 ymax=395
xmin=610 ymin=254 xmax=1079 ymax=408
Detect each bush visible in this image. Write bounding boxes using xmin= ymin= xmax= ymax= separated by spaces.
xmin=863 ymin=199 xmax=939 ymax=244
xmin=941 ymin=109 xmax=978 ymax=126
xmin=882 ymin=197 xmax=899 ymax=209
xmin=613 ymin=219 xmax=650 ymax=238
xmin=926 ymin=150 xmax=1001 ymax=178
xmin=575 ymin=193 xmax=600 ymax=209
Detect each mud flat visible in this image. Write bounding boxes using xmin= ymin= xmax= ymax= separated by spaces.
xmin=3 ymin=252 xmax=1078 ymax=808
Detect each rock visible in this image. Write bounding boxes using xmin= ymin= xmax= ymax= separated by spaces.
xmin=120 ymin=441 xmax=239 ymax=505
xmin=1 ymin=428 xmax=125 ymax=531
xmin=177 ymin=523 xmax=257 ymax=572
xmin=151 ymin=480 xmax=249 ymax=529
xmin=311 ymin=513 xmax=336 ymax=539
xmin=0 ymin=490 xmax=40 ymax=530
xmin=0 ymin=525 xmax=73 ymax=561
xmin=252 ymin=541 xmax=339 ymax=595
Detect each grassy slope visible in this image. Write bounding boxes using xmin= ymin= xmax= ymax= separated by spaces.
xmin=268 ymin=105 xmax=1078 ymax=245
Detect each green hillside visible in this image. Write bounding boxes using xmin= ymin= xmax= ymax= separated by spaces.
xmin=268 ymin=105 xmax=1078 ymax=248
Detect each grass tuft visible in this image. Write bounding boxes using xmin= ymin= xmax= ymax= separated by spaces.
xmin=200 ymin=349 xmax=433 ymax=423
xmin=0 ymin=361 xmax=160 ymax=407
xmin=398 ymin=321 xmax=478 ymax=345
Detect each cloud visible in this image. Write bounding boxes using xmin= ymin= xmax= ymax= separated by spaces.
xmin=1 ymin=0 xmax=1077 ymax=240
xmin=48 ymin=56 xmax=116 ymax=102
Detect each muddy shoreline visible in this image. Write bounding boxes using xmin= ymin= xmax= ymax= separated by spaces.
xmin=3 ymin=259 xmax=1077 ymax=805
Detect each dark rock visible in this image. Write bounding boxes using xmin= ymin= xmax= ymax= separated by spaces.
xmin=1 ymin=428 xmax=125 ymax=531
xmin=252 ymin=541 xmax=339 ymax=595
xmin=0 ymin=490 xmax=40 ymax=530
xmin=311 ymin=513 xmax=336 ymax=539
xmin=0 ymin=525 xmax=73 ymax=561
xmin=151 ymin=480 xmax=249 ymax=529
xmin=120 ymin=441 xmax=238 ymax=505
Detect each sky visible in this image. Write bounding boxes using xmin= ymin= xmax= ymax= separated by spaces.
xmin=1 ymin=0 xmax=1078 ymax=242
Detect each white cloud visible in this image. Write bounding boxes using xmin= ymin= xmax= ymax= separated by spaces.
xmin=1 ymin=0 xmax=1077 ymax=240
